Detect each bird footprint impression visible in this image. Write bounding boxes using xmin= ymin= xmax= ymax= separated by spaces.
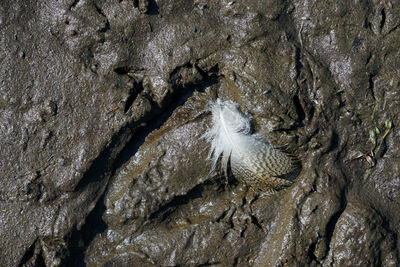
xmin=204 ymin=99 xmax=299 ymax=192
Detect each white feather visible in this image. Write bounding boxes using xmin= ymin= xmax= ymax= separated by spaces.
xmin=204 ymin=98 xmax=296 ymax=183
xmin=204 ymin=99 xmax=257 ymax=174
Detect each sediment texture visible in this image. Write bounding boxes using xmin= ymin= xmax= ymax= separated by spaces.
xmin=1 ymin=0 xmax=399 ymax=266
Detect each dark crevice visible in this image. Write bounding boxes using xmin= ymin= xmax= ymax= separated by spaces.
xmin=324 ymin=192 xmax=347 ymax=259
xmin=17 ymin=241 xmax=45 ymax=267
xmin=227 ymin=211 xmax=235 ymax=229
xmin=366 ymin=52 xmax=372 ymax=65
xmin=93 ymin=3 xmax=106 ymax=18
xmin=146 ymin=0 xmax=159 ymax=15
xmin=134 ymin=0 xmax=159 ymax=15
xmin=307 ymin=242 xmax=319 ymax=264
xmin=169 ymin=62 xmax=219 ymax=91
xmin=224 ymin=154 xmax=241 ymax=188
xmin=37 ymin=253 xmax=46 ymax=267
xmin=368 ymin=73 xmax=376 ymax=99
xmin=195 ymin=63 xmax=219 ymax=79
xmin=351 ymin=36 xmax=363 ymax=50
xmin=207 ymin=64 xmax=219 ymax=74
xmin=327 ymin=131 xmax=339 ymax=153
xmin=124 ymin=81 xmax=144 ymax=113
xmin=115 ymin=66 xmax=218 ymax=169
xmin=114 ymin=66 xmax=130 ymax=75
xmin=100 ymin=20 xmax=110 ymax=33
xmin=69 ymin=0 xmax=80 ymax=10
xmin=293 ymin=95 xmax=306 ymax=124
xmin=375 ymin=139 xmax=387 ymax=159
xmin=216 ymin=208 xmax=230 ymax=223
xmin=233 ymin=257 xmax=239 ymax=266
xmin=380 ymin=8 xmax=386 ymax=30
xmin=93 ymin=3 xmax=110 ymax=33
xmin=63 ymin=64 xmax=219 ymax=265
xmin=168 ymin=62 xmax=194 ymax=85
xmin=113 ymin=66 xmax=144 ymax=112
xmin=368 ymin=73 xmax=375 ymax=88
xmin=18 ymin=240 xmax=37 ymax=267
xmin=295 ymin=47 xmax=303 ymax=80
xmin=64 ymin=194 xmax=107 ymax=267
xmin=72 ymin=126 xmax=134 ymax=191
xmin=308 ymin=105 xmax=315 ymax=121
xmin=387 ymin=23 xmax=400 ymax=35
xmin=361 ymin=0 xmax=373 ymax=30
xmin=86 ymin=47 xmax=94 ymax=58
xmin=362 ymin=17 xmax=370 ymax=29
xmin=250 ymin=214 xmax=263 ymax=230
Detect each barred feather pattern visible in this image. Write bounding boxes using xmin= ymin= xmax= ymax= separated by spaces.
xmin=204 ymin=99 xmax=297 ymax=192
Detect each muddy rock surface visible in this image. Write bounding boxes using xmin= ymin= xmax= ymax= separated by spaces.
xmin=1 ymin=0 xmax=399 ymax=266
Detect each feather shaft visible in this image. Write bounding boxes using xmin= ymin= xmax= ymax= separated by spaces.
xmin=204 ymin=98 xmax=298 ymax=191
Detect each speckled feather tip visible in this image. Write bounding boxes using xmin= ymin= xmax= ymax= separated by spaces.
xmin=204 ymin=99 xmax=298 ymax=192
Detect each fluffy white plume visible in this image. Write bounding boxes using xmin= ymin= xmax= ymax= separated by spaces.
xmin=203 ymin=99 xmax=258 ymax=175
xmin=204 ymin=98 xmax=296 ymax=188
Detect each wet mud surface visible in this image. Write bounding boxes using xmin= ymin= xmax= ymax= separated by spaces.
xmin=1 ymin=0 xmax=400 ymax=266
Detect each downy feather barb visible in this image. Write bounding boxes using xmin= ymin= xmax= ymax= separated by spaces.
xmin=204 ymin=99 xmax=297 ymax=191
